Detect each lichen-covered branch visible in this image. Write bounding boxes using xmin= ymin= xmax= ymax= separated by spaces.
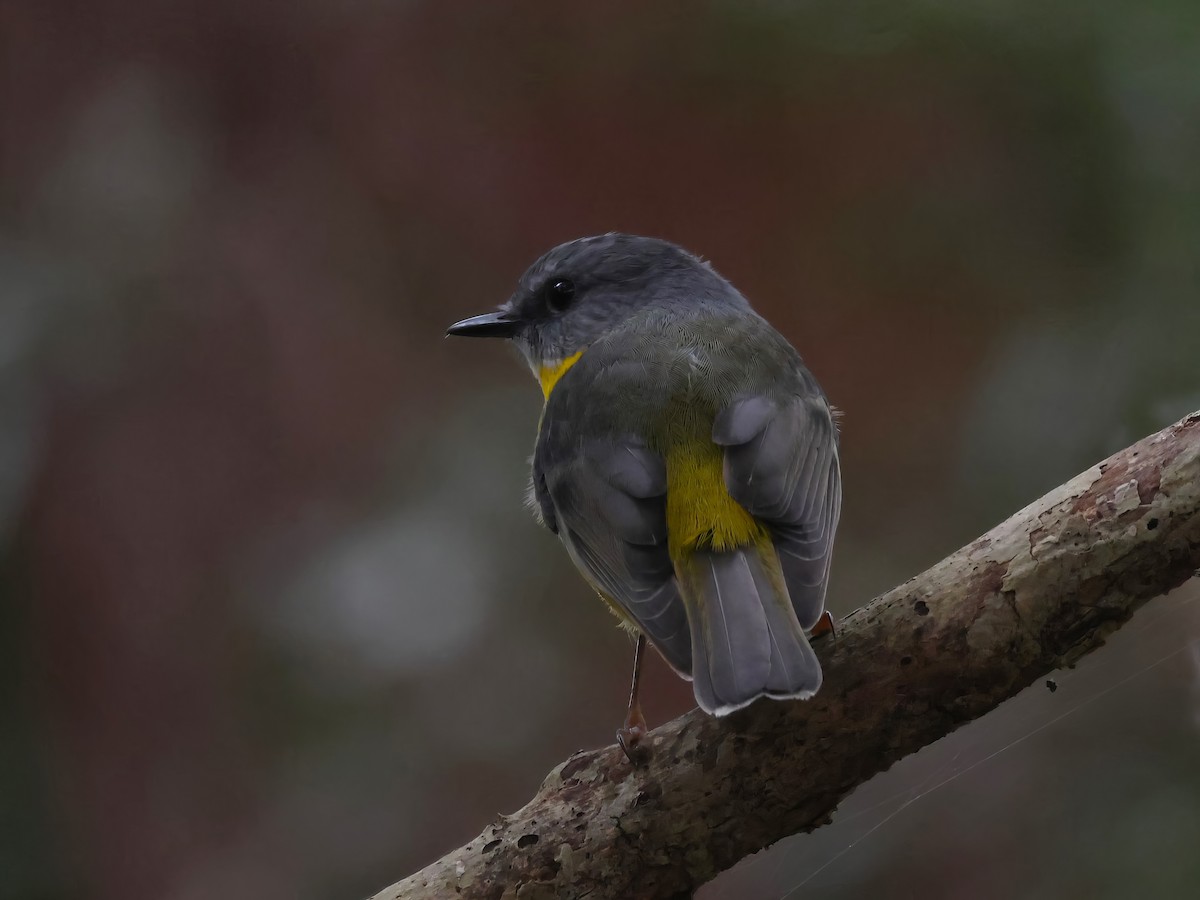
xmin=374 ymin=411 xmax=1200 ymax=900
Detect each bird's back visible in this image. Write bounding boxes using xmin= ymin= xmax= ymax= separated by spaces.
xmin=533 ymin=304 xmax=838 ymax=714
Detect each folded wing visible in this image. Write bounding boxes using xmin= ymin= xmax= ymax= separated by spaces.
xmin=713 ymin=393 xmax=841 ymax=630
xmin=535 ymin=438 xmax=693 ymax=677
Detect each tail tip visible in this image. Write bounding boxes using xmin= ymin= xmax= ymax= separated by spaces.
xmin=701 ymin=685 xmax=819 ymax=717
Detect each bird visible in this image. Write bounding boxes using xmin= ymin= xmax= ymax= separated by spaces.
xmin=447 ymin=234 xmax=841 ymax=761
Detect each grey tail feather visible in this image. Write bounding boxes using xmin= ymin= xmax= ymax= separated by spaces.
xmin=679 ymin=545 xmax=822 ymax=716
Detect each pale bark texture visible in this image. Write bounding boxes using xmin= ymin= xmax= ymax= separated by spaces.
xmin=374 ymin=410 xmax=1200 ymax=900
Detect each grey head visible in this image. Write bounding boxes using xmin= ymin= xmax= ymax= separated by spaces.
xmin=446 ymin=233 xmax=750 ymax=371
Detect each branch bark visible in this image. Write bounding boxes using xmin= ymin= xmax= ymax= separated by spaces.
xmin=375 ymin=410 xmax=1200 ymax=900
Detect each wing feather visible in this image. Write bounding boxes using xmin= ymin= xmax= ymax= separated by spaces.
xmin=715 ymin=394 xmax=841 ymax=630
xmin=541 ymin=439 xmax=693 ymax=675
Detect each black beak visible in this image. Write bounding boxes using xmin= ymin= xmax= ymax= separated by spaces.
xmin=446 ymin=311 xmax=518 ymax=339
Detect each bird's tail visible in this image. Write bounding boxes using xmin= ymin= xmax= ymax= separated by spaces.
xmin=674 ymin=542 xmax=821 ymax=716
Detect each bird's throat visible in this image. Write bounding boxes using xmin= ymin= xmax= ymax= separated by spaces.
xmin=538 ymin=350 xmax=585 ymax=400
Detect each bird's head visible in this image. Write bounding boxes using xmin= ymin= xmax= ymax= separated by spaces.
xmin=447 ymin=233 xmax=745 ymax=393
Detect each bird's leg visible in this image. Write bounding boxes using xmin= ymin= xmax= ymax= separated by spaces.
xmin=616 ymin=633 xmax=650 ymax=766
xmin=810 ymin=610 xmax=837 ymax=640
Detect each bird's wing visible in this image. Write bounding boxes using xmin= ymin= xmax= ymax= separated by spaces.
xmin=713 ymin=392 xmax=841 ymax=630
xmin=535 ymin=435 xmax=693 ymax=677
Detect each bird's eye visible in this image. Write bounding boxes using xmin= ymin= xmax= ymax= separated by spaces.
xmin=545 ymin=279 xmax=576 ymax=312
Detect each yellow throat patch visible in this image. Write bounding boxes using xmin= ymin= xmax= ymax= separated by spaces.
xmin=538 ymin=350 xmax=585 ymax=400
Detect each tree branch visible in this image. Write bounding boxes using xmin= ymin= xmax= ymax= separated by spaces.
xmin=374 ymin=410 xmax=1200 ymax=900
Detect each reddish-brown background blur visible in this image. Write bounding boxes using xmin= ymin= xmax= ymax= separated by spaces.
xmin=2 ymin=3 xmax=1198 ymax=899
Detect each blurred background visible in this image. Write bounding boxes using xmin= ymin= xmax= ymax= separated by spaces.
xmin=2 ymin=1 xmax=1199 ymax=898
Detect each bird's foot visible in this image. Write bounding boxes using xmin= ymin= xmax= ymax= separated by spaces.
xmin=810 ymin=610 xmax=837 ymax=641
xmin=616 ymin=710 xmax=650 ymax=767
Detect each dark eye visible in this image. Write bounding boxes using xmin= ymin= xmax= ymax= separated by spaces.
xmin=545 ymin=279 xmax=576 ymax=312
